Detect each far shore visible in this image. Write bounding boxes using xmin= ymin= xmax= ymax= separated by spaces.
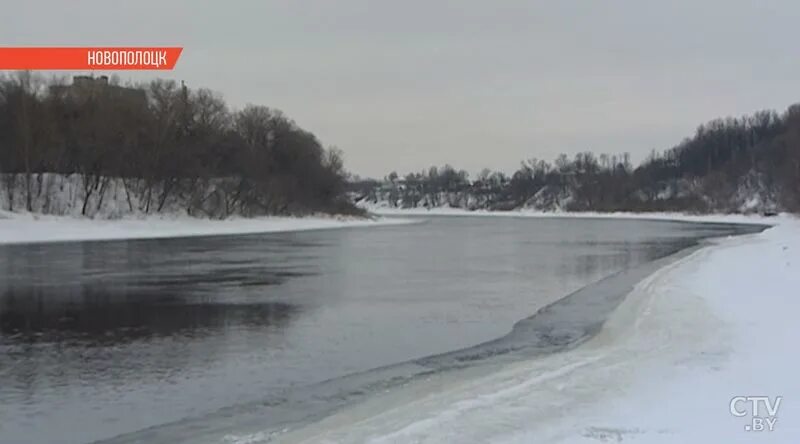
xmin=364 ymin=205 xmax=784 ymax=226
xmin=2 ymin=207 xmax=785 ymax=246
xmin=0 ymin=211 xmax=418 ymax=245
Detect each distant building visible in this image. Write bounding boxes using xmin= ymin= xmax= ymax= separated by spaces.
xmin=49 ymin=75 xmax=147 ymax=107
xmin=73 ymin=75 xmax=109 ymax=88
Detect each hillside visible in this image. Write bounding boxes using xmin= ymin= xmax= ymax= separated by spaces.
xmin=352 ymin=104 xmax=800 ymax=214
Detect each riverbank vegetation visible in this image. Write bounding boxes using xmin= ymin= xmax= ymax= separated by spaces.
xmin=0 ymin=72 xmax=358 ymax=218
xmin=2 ymin=72 xmax=797 ymax=218
xmin=354 ymin=104 xmax=800 ymax=214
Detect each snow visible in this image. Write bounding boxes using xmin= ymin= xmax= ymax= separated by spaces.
xmin=270 ymin=212 xmax=799 ymax=444
xmin=1 ymin=173 xmax=203 ymax=218
xmin=4 ymin=203 xmax=796 ymax=442
xmin=363 ymin=203 xmax=778 ymax=225
xmin=0 ymin=211 xmax=417 ymax=245
xmin=498 ymin=216 xmax=800 ymax=443
xmin=0 ymin=173 xmax=420 ymax=245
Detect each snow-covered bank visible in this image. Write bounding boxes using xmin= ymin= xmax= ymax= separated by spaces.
xmin=273 ymin=214 xmax=798 ymax=443
xmin=0 ymin=212 xmax=418 ymax=245
xmin=367 ymin=204 xmax=779 ymax=226
xmin=498 ymin=216 xmax=800 ymax=443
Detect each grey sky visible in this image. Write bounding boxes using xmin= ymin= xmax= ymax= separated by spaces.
xmin=2 ymin=0 xmax=799 ymax=178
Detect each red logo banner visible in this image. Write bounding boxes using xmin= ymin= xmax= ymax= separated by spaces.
xmin=0 ymin=47 xmax=183 ymax=70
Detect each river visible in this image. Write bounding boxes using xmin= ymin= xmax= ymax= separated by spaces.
xmin=0 ymin=216 xmax=763 ymax=444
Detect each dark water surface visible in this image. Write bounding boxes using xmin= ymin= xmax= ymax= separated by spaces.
xmin=0 ymin=216 xmax=764 ymax=444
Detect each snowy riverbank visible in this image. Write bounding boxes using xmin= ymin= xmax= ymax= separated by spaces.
xmin=3 ymin=208 xmax=795 ymax=443
xmin=364 ymin=204 xmax=777 ymax=226
xmin=0 ymin=211 xmax=417 ymax=245
xmin=502 ymin=215 xmax=800 ymax=443
xmin=0 ymin=205 xmax=772 ymax=246
xmin=271 ymin=213 xmax=798 ymax=443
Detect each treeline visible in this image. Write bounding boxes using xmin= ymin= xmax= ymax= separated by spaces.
xmin=0 ymin=72 xmax=358 ymax=218
xmin=353 ymin=104 xmax=800 ymax=213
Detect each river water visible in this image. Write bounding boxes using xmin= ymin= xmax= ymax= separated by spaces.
xmin=0 ymin=216 xmax=763 ymax=444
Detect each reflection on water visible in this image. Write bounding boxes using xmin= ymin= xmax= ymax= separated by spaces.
xmin=0 ymin=234 xmax=318 ymax=345
xmin=0 ymin=217 xmax=760 ymax=444
xmin=0 ymin=288 xmax=297 ymax=343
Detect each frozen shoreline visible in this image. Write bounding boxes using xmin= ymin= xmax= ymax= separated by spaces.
xmin=501 ymin=216 xmax=800 ymax=443
xmin=4 ymin=208 xmax=795 ymax=443
xmin=366 ymin=204 xmax=778 ymax=226
xmin=268 ymin=213 xmax=798 ymax=443
xmin=0 ymin=206 xmax=774 ymax=246
xmin=0 ymin=211 xmax=418 ymax=245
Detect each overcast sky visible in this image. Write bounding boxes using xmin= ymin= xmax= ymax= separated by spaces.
xmin=2 ymin=0 xmax=799 ymax=177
